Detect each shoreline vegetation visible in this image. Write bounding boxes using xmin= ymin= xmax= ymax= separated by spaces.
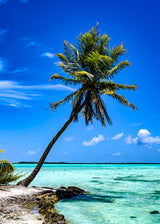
xmin=0 ymin=185 xmax=85 ymax=224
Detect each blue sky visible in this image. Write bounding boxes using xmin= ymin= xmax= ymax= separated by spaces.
xmin=0 ymin=0 xmax=160 ymax=163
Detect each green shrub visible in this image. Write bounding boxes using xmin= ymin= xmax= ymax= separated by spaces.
xmin=0 ymin=151 xmax=23 ymax=186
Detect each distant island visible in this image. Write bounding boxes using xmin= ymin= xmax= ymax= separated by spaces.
xmin=14 ymin=162 xmax=160 ymax=164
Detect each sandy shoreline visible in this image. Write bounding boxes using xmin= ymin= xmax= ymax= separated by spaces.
xmin=0 ymin=185 xmax=85 ymax=224
xmin=0 ymin=185 xmax=66 ymax=224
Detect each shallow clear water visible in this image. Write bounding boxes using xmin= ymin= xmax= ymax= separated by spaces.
xmin=14 ymin=164 xmax=160 ymax=224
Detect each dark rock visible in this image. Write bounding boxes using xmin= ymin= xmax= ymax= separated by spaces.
xmin=56 ymin=186 xmax=85 ymax=199
xmin=36 ymin=191 xmax=67 ymax=224
xmin=150 ymin=210 xmax=160 ymax=214
xmin=130 ymin=216 xmax=136 ymax=219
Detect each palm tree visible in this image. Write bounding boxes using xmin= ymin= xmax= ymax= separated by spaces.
xmin=17 ymin=24 xmax=137 ymax=187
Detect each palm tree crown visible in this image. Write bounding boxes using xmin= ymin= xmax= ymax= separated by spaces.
xmin=51 ymin=24 xmax=137 ymax=126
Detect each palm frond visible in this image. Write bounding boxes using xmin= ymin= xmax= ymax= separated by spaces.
xmin=50 ymin=90 xmax=79 ymax=111
xmin=71 ymin=92 xmax=85 ymax=122
xmin=70 ymin=44 xmax=80 ymax=62
xmin=86 ymin=51 xmax=112 ymax=68
xmin=100 ymin=81 xmax=137 ymax=92
xmin=50 ymin=73 xmax=80 ymax=85
xmin=111 ymin=43 xmax=127 ymax=61
xmin=96 ymin=33 xmax=110 ymax=54
xmin=113 ymin=83 xmax=137 ymax=91
xmin=93 ymin=91 xmax=112 ymax=126
xmin=75 ymin=71 xmax=94 ymax=81
xmin=77 ymin=23 xmax=100 ymax=56
xmin=104 ymin=90 xmax=137 ymax=111
xmin=82 ymin=92 xmax=95 ymax=125
xmin=107 ymin=60 xmax=131 ymax=78
xmin=58 ymin=62 xmax=76 ymax=76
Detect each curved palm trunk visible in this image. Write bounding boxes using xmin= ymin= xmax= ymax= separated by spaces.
xmin=17 ymin=116 xmax=73 ymax=187
xmin=17 ymin=101 xmax=86 ymax=187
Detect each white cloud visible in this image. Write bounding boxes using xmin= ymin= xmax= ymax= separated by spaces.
xmin=0 ymin=80 xmax=75 ymax=107
xmin=125 ymin=129 xmax=160 ymax=146
xmin=138 ymin=129 xmax=150 ymax=138
xmin=42 ymin=52 xmax=55 ymax=58
xmin=125 ymin=135 xmax=134 ymax=144
xmin=83 ymin=134 xmax=105 ymax=146
xmin=158 ymin=149 xmax=160 ymax=152
xmin=111 ymin=132 xmax=124 ymax=140
xmin=27 ymin=149 xmax=40 ymax=156
xmin=112 ymin=152 xmax=122 ymax=156
xmin=63 ymin=136 xmax=74 ymax=141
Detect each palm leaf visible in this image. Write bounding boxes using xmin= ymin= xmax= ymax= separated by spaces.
xmin=50 ymin=73 xmax=79 ymax=85
xmin=75 ymin=71 xmax=94 ymax=80
xmin=111 ymin=43 xmax=127 ymax=61
xmin=50 ymin=90 xmax=79 ymax=111
xmin=104 ymin=90 xmax=137 ymax=111
xmin=106 ymin=60 xmax=131 ymax=78
xmin=100 ymin=81 xmax=137 ymax=92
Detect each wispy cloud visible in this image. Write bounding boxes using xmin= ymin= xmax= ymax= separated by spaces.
xmin=42 ymin=52 xmax=55 ymax=58
xmin=86 ymin=126 xmax=94 ymax=131
xmin=63 ymin=136 xmax=74 ymax=141
xmin=27 ymin=149 xmax=40 ymax=156
xmin=9 ymin=67 xmax=29 ymax=74
xmin=22 ymin=37 xmax=41 ymax=48
xmin=111 ymin=132 xmax=124 ymax=140
xmin=0 ymin=80 xmax=75 ymax=91
xmin=0 ymin=91 xmax=37 ymax=100
xmin=83 ymin=134 xmax=105 ymax=146
xmin=21 ymin=37 xmax=55 ymax=60
xmin=0 ymin=80 xmax=75 ymax=107
xmin=131 ymin=122 xmax=143 ymax=126
xmin=112 ymin=152 xmax=122 ymax=156
xmin=125 ymin=129 xmax=160 ymax=146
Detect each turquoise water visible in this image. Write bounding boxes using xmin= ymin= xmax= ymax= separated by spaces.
xmin=14 ymin=164 xmax=160 ymax=224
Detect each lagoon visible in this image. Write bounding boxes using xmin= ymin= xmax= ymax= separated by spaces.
xmin=14 ymin=164 xmax=160 ymax=224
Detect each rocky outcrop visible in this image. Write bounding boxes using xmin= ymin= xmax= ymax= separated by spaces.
xmin=37 ymin=192 xmax=67 ymax=224
xmin=56 ymin=186 xmax=85 ymax=199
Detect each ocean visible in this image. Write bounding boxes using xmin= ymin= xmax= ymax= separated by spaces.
xmin=14 ymin=164 xmax=160 ymax=224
